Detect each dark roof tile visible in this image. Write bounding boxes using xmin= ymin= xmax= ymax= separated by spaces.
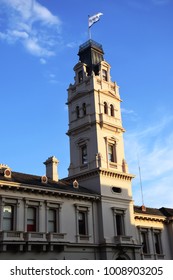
xmin=134 ymin=205 xmax=164 ymax=216
xmin=0 ymin=170 xmax=97 ymax=197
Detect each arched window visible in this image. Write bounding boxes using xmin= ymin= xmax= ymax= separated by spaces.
xmin=76 ymin=106 xmax=80 ymax=119
xmin=82 ymin=103 xmax=86 ymax=116
xmin=81 ymin=145 xmax=88 ymax=165
xmin=110 ymin=104 xmax=114 ymax=117
xmin=104 ymin=102 xmax=108 ymax=114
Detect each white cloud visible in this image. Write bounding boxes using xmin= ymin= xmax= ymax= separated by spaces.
xmin=40 ymin=58 xmax=47 ymax=65
xmin=10 ymin=30 xmax=29 ymax=39
xmin=24 ymin=37 xmax=55 ymax=57
xmin=0 ymin=0 xmax=62 ymax=58
xmin=124 ymin=114 xmax=173 ymax=207
xmin=33 ymin=1 xmax=60 ymax=26
xmin=121 ymin=108 xmax=136 ymax=115
xmin=66 ymin=42 xmax=78 ymax=48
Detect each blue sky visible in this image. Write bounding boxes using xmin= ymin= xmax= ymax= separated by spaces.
xmin=0 ymin=0 xmax=173 ymax=208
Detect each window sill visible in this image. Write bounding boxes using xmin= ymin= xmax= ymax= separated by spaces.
xmin=109 ymin=162 xmax=117 ymax=169
xmin=78 ymin=234 xmax=90 ymax=241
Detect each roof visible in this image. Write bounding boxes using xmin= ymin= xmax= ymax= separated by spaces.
xmin=79 ymin=39 xmax=103 ymax=52
xmin=134 ymin=205 xmax=165 ymax=216
xmin=0 ymin=169 xmax=98 ymax=198
xmin=159 ymin=207 xmax=173 ymax=217
xmin=134 ymin=205 xmax=173 ymax=219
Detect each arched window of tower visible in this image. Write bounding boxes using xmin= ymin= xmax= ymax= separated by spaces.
xmin=110 ymin=104 xmax=114 ymax=117
xmin=104 ymin=102 xmax=108 ymax=114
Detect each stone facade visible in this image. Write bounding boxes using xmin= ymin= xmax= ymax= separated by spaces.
xmin=0 ymin=40 xmax=173 ymax=260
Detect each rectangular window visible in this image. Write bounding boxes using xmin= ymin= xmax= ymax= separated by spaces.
xmin=140 ymin=230 xmax=150 ymax=254
xmin=154 ymin=232 xmax=162 ymax=254
xmin=108 ymin=144 xmax=117 ymax=163
xmin=3 ymin=205 xmax=14 ymax=231
xmin=116 ymin=213 xmax=125 ymax=235
xmin=112 ymin=208 xmax=126 ymax=236
xmin=78 ymin=70 xmax=83 ymax=83
xmin=102 ymin=69 xmax=107 ymax=81
xmin=141 ymin=232 xmax=149 ymax=254
xmin=81 ymin=145 xmax=88 ymax=165
xmin=48 ymin=209 xmax=57 ymax=232
xmin=27 ymin=207 xmax=36 ymax=232
xmin=78 ymin=211 xmax=87 ymax=235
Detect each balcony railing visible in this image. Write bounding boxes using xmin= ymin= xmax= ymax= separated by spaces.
xmin=0 ymin=231 xmax=67 ymax=243
xmin=69 ymin=115 xmax=91 ymax=131
xmin=99 ymin=113 xmax=122 ymax=129
xmin=46 ymin=233 xmax=66 ymax=242
xmin=24 ymin=232 xmax=47 ymax=242
xmin=0 ymin=231 xmax=24 ymax=241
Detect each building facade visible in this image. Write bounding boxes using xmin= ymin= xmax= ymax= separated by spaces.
xmin=0 ymin=40 xmax=173 ymax=260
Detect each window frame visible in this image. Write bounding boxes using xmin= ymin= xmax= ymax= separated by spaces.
xmin=74 ymin=204 xmax=90 ymax=239
xmin=105 ymin=136 xmax=118 ymax=168
xmin=81 ymin=144 xmax=88 ymax=165
xmin=139 ymin=228 xmax=150 ymax=255
xmin=102 ymin=69 xmax=108 ymax=81
xmin=110 ymin=104 xmax=114 ymax=117
xmin=108 ymin=143 xmax=117 ymax=163
xmin=24 ymin=200 xmax=42 ymax=233
xmin=112 ymin=208 xmax=126 ymax=236
xmin=46 ymin=202 xmax=62 ymax=234
xmin=27 ymin=206 xmax=37 ymax=232
xmin=153 ymin=230 xmax=162 ymax=255
xmin=78 ymin=70 xmax=83 ymax=83
xmin=78 ymin=211 xmax=87 ymax=235
xmin=104 ymin=102 xmax=108 ymax=114
xmin=48 ymin=208 xmax=57 ymax=233
xmin=76 ymin=106 xmax=80 ymax=119
xmin=2 ymin=204 xmax=15 ymax=231
xmin=82 ymin=103 xmax=86 ymax=116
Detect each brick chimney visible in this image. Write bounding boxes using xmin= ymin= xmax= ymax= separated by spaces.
xmin=44 ymin=156 xmax=59 ymax=182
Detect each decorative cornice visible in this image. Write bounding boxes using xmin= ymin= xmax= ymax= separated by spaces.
xmin=134 ymin=214 xmax=166 ymax=223
xmin=0 ymin=182 xmax=98 ymax=201
xmin=65 ymin=168 xmax=135 ymax=183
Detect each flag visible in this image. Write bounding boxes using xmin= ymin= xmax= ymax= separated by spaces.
xmin=88 ymin=13 xmax=103 ymax=28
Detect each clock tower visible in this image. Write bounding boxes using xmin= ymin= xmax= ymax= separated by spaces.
xmin=67 ymin=39 xmax=133 ymax=193
xmin=66 ymin=40 xmax=138 ymax=258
